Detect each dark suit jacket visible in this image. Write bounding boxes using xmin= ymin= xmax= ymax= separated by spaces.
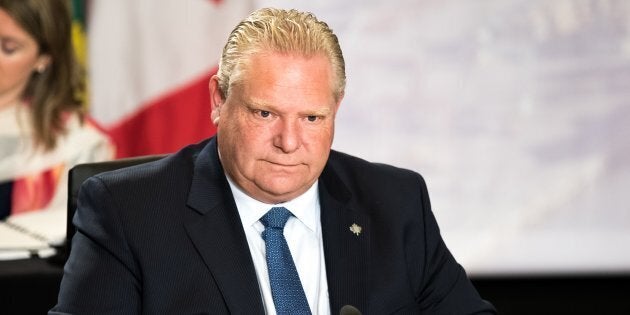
xmin=51 ymin=137 xmax=495 ymax=314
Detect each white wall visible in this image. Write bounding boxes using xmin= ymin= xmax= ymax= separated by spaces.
xmin=256 ymin=0 xmax=630 ymax=275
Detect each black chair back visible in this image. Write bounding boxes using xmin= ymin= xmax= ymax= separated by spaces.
xmin=63 ymin=155 xmax=165 ymax=260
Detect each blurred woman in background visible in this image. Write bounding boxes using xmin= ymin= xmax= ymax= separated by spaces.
xmin=0 ymin=0 xmax=114 ymax=225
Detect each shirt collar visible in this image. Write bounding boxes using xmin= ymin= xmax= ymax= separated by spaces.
xmin=226 ymin=175 xmax=320 ymax=232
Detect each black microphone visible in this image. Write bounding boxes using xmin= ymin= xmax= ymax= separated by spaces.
xmin=339 ymin=305 xmax=362 ymax=315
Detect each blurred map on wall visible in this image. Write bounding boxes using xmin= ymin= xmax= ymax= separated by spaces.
xmin=261 ymin=0 xmax=630 ymax=274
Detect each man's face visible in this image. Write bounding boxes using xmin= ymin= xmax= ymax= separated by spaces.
xmin=211 ymin=51 xmax=341 ymax=204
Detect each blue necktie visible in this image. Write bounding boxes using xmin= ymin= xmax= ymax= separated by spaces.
xmin=260 ymin=207 xmax=311 ymax=315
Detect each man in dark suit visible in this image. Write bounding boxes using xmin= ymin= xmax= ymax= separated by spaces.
xmin=52 ymin=7 xmax=496 ymax=315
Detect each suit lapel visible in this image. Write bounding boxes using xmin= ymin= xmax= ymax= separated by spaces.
xmin=181 ymin=140 xmax=370 ymax=313
xmin=184 ymin=138 xmax=264 ymax=314
xmin=319 ymin=162 xmax=370 ymax=313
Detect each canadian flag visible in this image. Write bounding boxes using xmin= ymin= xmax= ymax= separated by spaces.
xmin=88 ymin=0 xmax=253 ymax=157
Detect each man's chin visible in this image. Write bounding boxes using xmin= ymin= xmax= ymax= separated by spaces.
xmin=263 ymin=162 xmax=305 ymax=174
xmin=257 ymin=180 xmax=311 ymax=203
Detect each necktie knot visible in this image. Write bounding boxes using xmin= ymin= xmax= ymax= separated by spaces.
xmin=260 ymin=207 xmax=292 ymax=229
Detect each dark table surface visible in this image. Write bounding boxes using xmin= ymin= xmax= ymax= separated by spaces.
xmin=0 ymin=257 xmax=64 ymax=314
xmin=2 ymin=256 xmax=629 ymax=315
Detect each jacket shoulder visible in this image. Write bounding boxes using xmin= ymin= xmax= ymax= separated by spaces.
xmin=93 ymin=140 xmax=208 ymax=186
xmin=324 ymin=150 xmax=429 ymax=210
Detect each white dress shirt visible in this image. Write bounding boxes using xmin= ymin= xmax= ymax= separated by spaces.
xmin=226 ymin=176 xmax=331 ymax=315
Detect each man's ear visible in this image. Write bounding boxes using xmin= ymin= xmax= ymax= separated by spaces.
xmin=209 ymin=75 xmax=224 ymax=126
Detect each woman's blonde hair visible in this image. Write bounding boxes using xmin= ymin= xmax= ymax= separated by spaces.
xmin=217 ymin=8 xmax=346 ymax=102
xmin=0 ymin=0 xmax=85 ymax=150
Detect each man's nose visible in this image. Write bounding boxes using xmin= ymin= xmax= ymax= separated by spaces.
xmin=273 ymin=119 xmax=301 ymax=153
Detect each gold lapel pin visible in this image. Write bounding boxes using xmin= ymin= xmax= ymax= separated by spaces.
xmin=349 ymin=223 xmax=362 ymax=236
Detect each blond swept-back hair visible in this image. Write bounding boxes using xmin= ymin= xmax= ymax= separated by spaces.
xmin=217 ymin=7 xmax=346 ymax=102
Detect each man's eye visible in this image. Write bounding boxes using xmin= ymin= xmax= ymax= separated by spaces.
xmin=307 ymin=115 xmax=319 ymax=122
xmin=259 ymin=110 xmax=270 ymax=118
